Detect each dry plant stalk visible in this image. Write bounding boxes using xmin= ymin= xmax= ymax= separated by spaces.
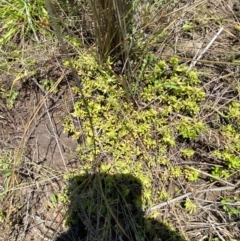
xmin=89 ymin=0 xmax=132 ymax=64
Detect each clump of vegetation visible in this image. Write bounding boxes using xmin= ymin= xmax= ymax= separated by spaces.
xmin=221 ymin=196 xmax=240 ymax=218
xmin=58 ymin=173 xmax=186 ymax=241
xmin=0 ymin=0 xmax=49 ymax=47
xmin=63 ymin=53 xmax=206 ymax=209
xmin=211 ymin=102 xmax=240 ymax=178
xmin=88 ymin=0 xmax=132 ymax=64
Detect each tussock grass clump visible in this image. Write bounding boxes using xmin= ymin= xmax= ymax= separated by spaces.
xmin=89 ymin=0 xmax=132 ymax=65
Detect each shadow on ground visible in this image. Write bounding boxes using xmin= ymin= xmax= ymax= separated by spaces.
xmin=55 ymin=173 xmax=186 ymax=241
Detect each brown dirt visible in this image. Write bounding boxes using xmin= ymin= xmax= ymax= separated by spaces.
xmin=0 ymin=64 xmax=79 ymax=240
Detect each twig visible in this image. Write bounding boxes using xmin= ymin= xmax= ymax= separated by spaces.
xmin=145 ymin=192 xmax=192 ymax=213
xmin=186 ymin=166 xmax=236 ymax=187
xmin=22 ymin=191 xmax=32 ymax=239
xmin=208 ymin=217 xmax=225 ymax=241
xmin=44 ymin=100 xmax=68 ymax=171
xmin=145 ymin=185 xmax=236 ymax=213
xmin=195 ymin=186 xmax=236 ymax=193
xmin=194 ymin=198 xmax=240 ymax=205
xmin=31 ymin=77 xmax=56 ymax=101
xmin=189 ymin=27 xmax=224 ymax=69
xmin=0 ymin=174 xmax=63 ymax=196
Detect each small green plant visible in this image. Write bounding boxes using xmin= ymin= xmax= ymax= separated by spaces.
xmin=221 ymin=197 xmax=240 ymax=216
xmin=213 ymin=149 xmax=240 ymax=169
xmin=211 ymin=166 xmax=230 ymax=179
xmin=40 ymin=79 xmax=58 ymax=94
xmin=185 ymin=198 xmax=197 ymax=214
xmin=161 ymin=127 xmax=176 ymax=147
xmin=0 ymin=152 xmax=14 ymax=179
xmin=182 ymin=21 xmax=195 ymax=31
xmin=159 ymin=189 xmax=169 ymax=201
xmin=181 ymin=149 xmax=195 ymax=158
xmin=177 ymin=118 xmax=206 ymax=140
xmin=170 ymin=166 xmax=182 ymax=178
xmin=227 ymin=101 xmax=240 ymax=120
xmin=47 ymin=194 xmax=59 ymax=209
xmin=1 ymin=88 xmax=19 ymax=109
xmin=209 ymin=123 xmax=240 ymax=175
xmin=184 ymin=167 xmax=199 ymax=182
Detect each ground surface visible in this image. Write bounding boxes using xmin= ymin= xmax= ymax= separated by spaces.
xmin=0 ymin=0 xmax=240 ymax=240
